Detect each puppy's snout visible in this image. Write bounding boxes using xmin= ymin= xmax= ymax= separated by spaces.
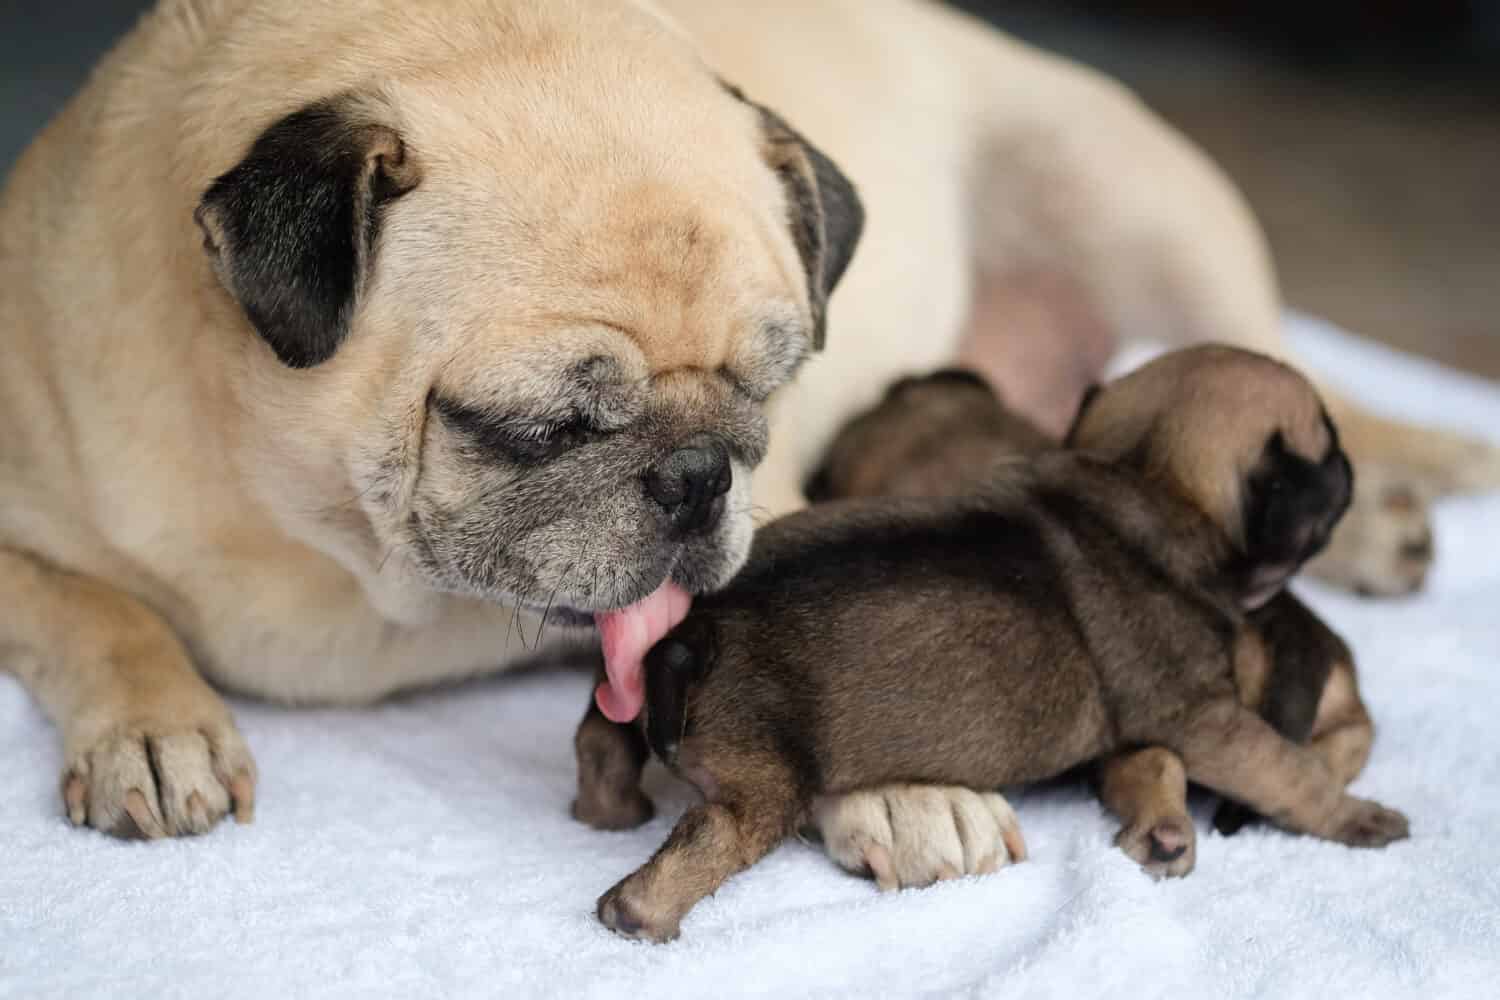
xmin=646 ymin=436 xmax=732 ymax=536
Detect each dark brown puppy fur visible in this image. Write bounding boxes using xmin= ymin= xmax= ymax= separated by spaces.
xmin=583 ymin=347 xmax=1405 ymax=942
xmin=806 ymin=356 xmax=1376 ymax=872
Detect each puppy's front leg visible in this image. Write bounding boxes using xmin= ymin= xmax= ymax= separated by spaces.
xmin=1214 ymin=668 xmax=1375 ymax=836
xmin=597 ymin=762 xmax=799 ymax=942
xmin=1178 ymin=699 xmax=1406 ymax=847
xmin=0 ymin=548 xmax=255 ymax=837
xmin=1097 ymin=748 xmax=1195 ymax=877
xmin=572 ymin=693 xmax=653 ymax=830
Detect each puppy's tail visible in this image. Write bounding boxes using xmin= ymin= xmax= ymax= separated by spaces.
xmin=643 ymin=620 xmax=715 ymax=765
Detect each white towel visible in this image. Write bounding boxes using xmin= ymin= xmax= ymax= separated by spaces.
xmin=3 ymin=314 xmax=1498 ymax=999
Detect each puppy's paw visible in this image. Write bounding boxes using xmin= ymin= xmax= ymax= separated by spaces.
xmin=572 ymin=788 xmax=654 ymax=831
xmin=1327 ymin=797 xmax=1410 ymax=848
xmin=811 ymin=784 xmax=1026 ymax=891
xmin=597 ymin=875 xmax=680 ymax=943
xmin=1308 ymin=464 xmax=1433 ymax=597
xmin=62 ymin=716 xmax=256 ymax=839
xmin=1115 ymin=812 xmax=1196 ymax=878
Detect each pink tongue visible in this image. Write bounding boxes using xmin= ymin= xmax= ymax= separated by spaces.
xmin=594 ymin=580 xmax=693 ymax=723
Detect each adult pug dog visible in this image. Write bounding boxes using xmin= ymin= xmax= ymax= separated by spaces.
xmin=2 ymin=0 xmax=1497 ymax=884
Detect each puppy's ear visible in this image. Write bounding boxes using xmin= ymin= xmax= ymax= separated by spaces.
xmin=724 ymin=85 xmax=863 ymax=351
xmin=1062 ymin=383 xmax=1103 ymax=447
xmin=194 ymin=97 xmax=420 ymax=368
xmin=644 ymin=628 xmax=713 ymax=764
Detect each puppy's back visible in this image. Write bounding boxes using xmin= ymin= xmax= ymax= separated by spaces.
xmin=659 ymin=488 xmax=1116 ymax=797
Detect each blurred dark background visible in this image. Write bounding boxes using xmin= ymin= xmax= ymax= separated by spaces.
xmin=3 ymin=1 xmax=1497 ymax=375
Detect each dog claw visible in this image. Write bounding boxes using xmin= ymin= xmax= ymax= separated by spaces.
xmin=63 ymin=772 xmax=87 ymax=826
xmin=123 ymin=788 xmax=166 ymax=840
xmin=230 ymin=771 xmax=256 ymax=824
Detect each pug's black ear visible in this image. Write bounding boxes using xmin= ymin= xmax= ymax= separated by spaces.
xmin=724 ymin=84 xmax=863 ymax=352
xmin=194 ymin=98 xmax=420 ymax=368
xmin=1062 ymin=384 xmax=1103 ymax=447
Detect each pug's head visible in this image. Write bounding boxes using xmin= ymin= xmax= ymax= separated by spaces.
xmin=191 ymin=4 xmax=862 ymax=623
xmin=1066 ymin=346 xmax=1353 ymax=608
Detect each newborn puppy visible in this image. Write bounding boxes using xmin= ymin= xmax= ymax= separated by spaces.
xmin=813 ymin=360 xmax=1375 ymax=873
xmin=804 ymin=368 xmax=1051 ymax=503
xmin=586 ymin=346 xmax=1406 ymax=941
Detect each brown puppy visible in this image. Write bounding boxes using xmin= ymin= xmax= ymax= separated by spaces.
xmin=582 ymin=346 xmax=1407 ymax=942
xmin=811 ymin=360 xmax=1375 ymax=873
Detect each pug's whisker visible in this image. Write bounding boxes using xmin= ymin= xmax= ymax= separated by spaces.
xmin=308 ymin=477 xmax=383 ymax=517
xmin=505 ymin=589 xmax=521 ymax=652
xmin=538 ymin=558 xmax=579 ymax=647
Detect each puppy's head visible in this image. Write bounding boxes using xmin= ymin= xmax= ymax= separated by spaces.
xmin=809 ymin=368 xmax=1052 ymax=502
xmin=189 ymin=4 xmax=863 ymax=619
xmin=1066 ymin=346 xmax=1352 ymax=608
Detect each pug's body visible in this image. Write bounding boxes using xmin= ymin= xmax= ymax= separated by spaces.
xmin=587 ymin=348 xmax=1407 ymax=942
xmin=813 ymin=364 xmax=1375 ymax=872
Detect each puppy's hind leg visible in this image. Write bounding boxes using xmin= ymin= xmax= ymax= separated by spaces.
xmin=1178 ymin=699 xmax=1406 ymax=848
xmin=596 ymin=754 xmax=799 ymax=943
xmin=0 ymin=547 xmax=255 ymax=837
xmin=1097 ymin=747 xmax=1196 ymax=877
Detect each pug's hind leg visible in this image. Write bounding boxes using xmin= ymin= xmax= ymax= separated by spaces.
xmin=1097 ymin=747 xmax=1196 ymax=877
xmin=1178 ymin=699 xmax=1407 ymax=848
xmin=596 ymin=757 xmax=798 ymax=943
xmin=571 ymin=694 xmax=653 ymax=831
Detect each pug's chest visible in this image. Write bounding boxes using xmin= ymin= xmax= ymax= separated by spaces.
xmin=180 ymin=550 xmax=537 ymax=704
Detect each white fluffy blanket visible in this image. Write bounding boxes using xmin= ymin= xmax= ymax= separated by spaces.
xmin=3 ymin=315 xmax=1498 ymax=999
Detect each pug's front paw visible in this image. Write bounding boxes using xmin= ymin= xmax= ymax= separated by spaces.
xmin=811 ymin=784 xmax=1027 ymax=891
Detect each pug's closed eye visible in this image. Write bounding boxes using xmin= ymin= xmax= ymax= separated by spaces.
xmin=432 ymin=395 xmax=592 ymax=463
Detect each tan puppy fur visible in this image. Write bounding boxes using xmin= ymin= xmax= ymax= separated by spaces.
xmin=0 ymin=0 xmax=1489 ymax=878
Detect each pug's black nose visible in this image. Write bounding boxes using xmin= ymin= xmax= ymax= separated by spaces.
xmin=646 ymin=437 xmax=732 ymax=535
